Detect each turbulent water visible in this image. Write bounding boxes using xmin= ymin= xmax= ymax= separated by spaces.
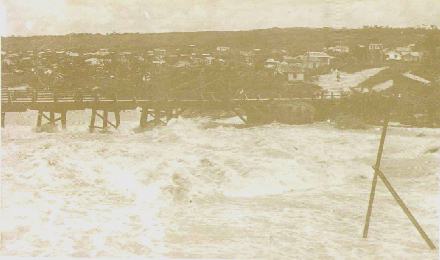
xmin=1 ymin=110 xmax=439 ymax=259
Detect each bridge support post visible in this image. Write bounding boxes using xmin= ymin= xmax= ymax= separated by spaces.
xmin=35 ymin=110 xmax=67 ymax=130
xmin=61 ymin=111 xmax=67 ymax=129
xmin=50 ymin=112 xmax=55 ymax=127
xmin=140 ymin=107 xmax=147 ymax=128
xmin=115 ymin=110 xmax=121 ymax=128
xmin=103 ymin=110 xmax=108 ymax=128
xmin=154 ymin=109 xmax=162 ymax=125
xmin=231 ymin=107 xmax=247 ymax=124
xmin=89 ymin=109 xmax=120 ymax=131
xmin=1 ymin=112 xmax=5 ymax=128
xmin=139 ymin=106 xmax=178 ymax=128
xmin=89 ymin=109 xmax=97 ymax=132
xmin=37 ymin=110 xmax=43 ymax=127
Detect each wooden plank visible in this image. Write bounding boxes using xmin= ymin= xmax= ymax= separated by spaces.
xmin=373 ymin=167 xmax=436 ymax=250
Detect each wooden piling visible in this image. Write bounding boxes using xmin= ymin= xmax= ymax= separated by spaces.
xmin=140 ymin=107 xmax=147 ymax=128
xmin=89 ymin=109 xmax=96 ymax=131
xmin=115 ymin=110 xmax=121 ymax=127
xmin=154 ymin=108 xmax=161 ymax=125
xmin=363 ymin=116 xmax=389 ymax=238
xmin=37 ymin=110 xmax=43 ymax=127
xmin=362 ymin=114 xmax=435 ymax=250
xmin=103 ymin=110 xmax=108 ymax=128
xmin=50 ymin=111 xmax=55 ymax=126
xmin=61 ymin=111 xmax=67 ymax=129
xmin=1 ymin=112 xmax=5 ymax=128
xmin=373 ymin=167 xmax=436 ymax=249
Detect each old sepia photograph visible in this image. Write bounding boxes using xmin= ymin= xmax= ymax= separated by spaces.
xmin=0 ymin=0 xmax=439 ymax=259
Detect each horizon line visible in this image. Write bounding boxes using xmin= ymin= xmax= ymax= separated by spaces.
xmin=3 ymin=24 xmax=439 ymax=38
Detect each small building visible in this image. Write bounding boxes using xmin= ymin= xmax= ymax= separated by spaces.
xmin=327 ymin=45 xmax=350 ymax=54
xmin=66 ymin=51 xmax=79 ymax=57
xmin=240 ymin=50 xmax=255 ymax=65
xmin=202 ymin=55 xmax=215 ymax=65
xmin=385 ymin=50 xmax=402 ymax=61
xmin=96 ymin=49 xmax=110 ymax=56
xmin=85 ymin=58 xmax=103 ymax=66
xmin=401 ymin=52 xmax=423 ymax=62
xmin=216 ymin=46 xmax=230 ymax=52
xmin=368 ymin=43 xmax=383 ymax=51
xmin=152 ymin=59 xmax=166 ymax=65
xmin=175 ymin=60 xmax=191 ymax=68
xmin=299 ymin=52 xmax=333 ymax=69
xmin=367 ymin=43 xmax=385 ymax=64
xmin=288 ymin=70 xmax=305 ymax=82
xmin=153 ymin=48 xmax=166 ymax=57
xmin=264 ymin=58 xmax=279 ymax=69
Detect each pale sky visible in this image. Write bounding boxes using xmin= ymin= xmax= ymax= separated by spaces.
xmin=1 ymin=0 xmax=440 ymax=36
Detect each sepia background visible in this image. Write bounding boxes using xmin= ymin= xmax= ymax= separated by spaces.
xmin=1 ymin=0 xmax=439 ymax=259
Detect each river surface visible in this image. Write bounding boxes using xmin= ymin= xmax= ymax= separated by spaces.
xmin=1 ymin=110 xmax=439 ymax=259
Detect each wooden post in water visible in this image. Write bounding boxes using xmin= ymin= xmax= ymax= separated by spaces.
xmin=363 ymin=116 xmax=389 ymax=238
xmin=50 ymin=111 xmax=55 ymax=127
xmin=90 ymin=93 xmax=99 ymax=131
xmin=140 ymin=107 xmax=147 ymax=128
xmin=373 ymin=167 xmax=436 ymax=249
xmin=103 ymin=110 xmax=108 ymax=128
xmin=1 ymin=112 xmax=5 ymax=128
xmin=362 ymin=114 xmax=436 ymax=250
xmin=37 ymin=110 xmax=43 ymax=127
xmin=89 ymin=109 xmax=96 ymax=131
xmin=154 ymin=108 xmax=161 ymax=125
xmin=61 ymin=111 xmax=67 ymax=129
xmin=115 ymin=110 xmax=121 ymax=128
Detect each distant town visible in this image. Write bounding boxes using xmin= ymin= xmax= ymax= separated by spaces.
xmin=2 ymin=27 xmax=440 ymax=101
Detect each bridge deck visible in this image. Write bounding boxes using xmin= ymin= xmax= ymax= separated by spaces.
xmin=1 ymin=89 xmax=347 ymax=112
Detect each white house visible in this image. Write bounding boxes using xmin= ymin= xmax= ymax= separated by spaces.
xmin=264 ymin=58 xmax=279 ymax=69
xmin=368 ymin=43 xmax=383 ymax=51
xmin=96 ymin=49 xmax=110 ymax=56
xmin=327 ymin=45 xmax=350 ymax=54
xmin=385 ymin=50 xmax=402 ymax=61
xmin=203 ymin=56 xmax=215 ymax=65
xmin=216 ymin=46 xmax=230 ymax=52
xmin=85 ymin=58 xmax=103 ymax=66
xmin=66 ymin=51 xmax=79 ymax=57
xmin=152 ymin=59 xmax=166 ymax=65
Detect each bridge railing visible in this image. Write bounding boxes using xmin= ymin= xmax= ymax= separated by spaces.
xmin=1 ymin=88 xmax=352 ymax=104
xmin=1 ymin=89 xmax=124 ymax=103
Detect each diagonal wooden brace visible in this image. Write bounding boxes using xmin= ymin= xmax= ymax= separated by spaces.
xmin=372 ymin=166 xmax=436 ymax=250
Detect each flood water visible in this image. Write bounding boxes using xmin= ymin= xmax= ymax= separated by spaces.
xmin=1 ymin=110 xmax=439 ymax=259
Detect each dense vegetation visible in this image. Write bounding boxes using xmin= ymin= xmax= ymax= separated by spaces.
xmin=3 ymin=27 xmax=438 ymax=55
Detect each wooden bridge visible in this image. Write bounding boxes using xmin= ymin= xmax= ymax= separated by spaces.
xmin=1 ymin=89 xmax=348 ymax=130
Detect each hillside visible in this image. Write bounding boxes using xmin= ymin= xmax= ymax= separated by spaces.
xmin=2 ymin=27 xmax=438 ymax=54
